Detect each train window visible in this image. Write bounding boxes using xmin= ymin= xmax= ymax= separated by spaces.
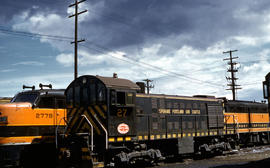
xmin=126 ymin=93 xmax=134 ymax=105
xmin=97 ymin=83 xmax=105 ymax=103
xmin=38 ymin=97 xmax=55 ymax=108
xmin=12 ymin=93 xmax=38 ymax=104
xmin=117 ymin=92 xmax=126 ymax=105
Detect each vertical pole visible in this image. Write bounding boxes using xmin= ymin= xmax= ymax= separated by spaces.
xmin=74 ymin=0 xmax=78 ymax=80
xmin=69 ymin=0 xmax=87 ymax=80
xmin=229 ymin=51 xmax=236 ymax=101
xmin=223 ymin=50 xmax=240 ymax=101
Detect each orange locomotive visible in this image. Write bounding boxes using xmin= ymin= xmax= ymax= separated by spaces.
xmin=0 ymin=84 xmax=66 ymax=167
xmin=224 ymin=100 xmax=270 ymax=145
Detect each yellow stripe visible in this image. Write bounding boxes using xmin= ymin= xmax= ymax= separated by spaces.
xmin=81 ymin=148 xmax=89 ymax=152
xmin=109 ymin=138 xmax=115 ymax=142
xmin=0 ymin=136 xmax=43 ymax=145
xmin=94 ymin=105 xmax=106 ymax=119
xmin=125 ymin=137 xmax=131 ymax=141
xmin=69 ymin=107 xmax=84 ymax=128
xmin=82 ymin=155 xmax=91 ymax=160
xmin=117 ymin=137 xmax=123 ymax=142
xmin=102 ymin=105 xmax=107 ymax=112
xmin=69 ymin=108 xmax=77 ymax=117
xmin=83 ymin=111 xmax=101 ymax=135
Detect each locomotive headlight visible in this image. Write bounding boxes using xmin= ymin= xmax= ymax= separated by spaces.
xmin=0 ymin=116 xmax=8 ymax=123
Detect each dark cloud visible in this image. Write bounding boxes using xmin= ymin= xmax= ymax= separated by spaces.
xmin=0 ymin=0 xmax=68 ymax=23
xmin=78 ymin=0 xmax=270 ymax=51
xmin=2 ymin=0 xmax=270 ymax=52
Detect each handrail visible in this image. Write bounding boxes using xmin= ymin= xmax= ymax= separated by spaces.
xmin=55 ymin=117 xmax=67 ymax=149
xmin=93 ymin=114 xmax=108 ymax=149
xmin=81 ymin=114 xmax=94 ymax=151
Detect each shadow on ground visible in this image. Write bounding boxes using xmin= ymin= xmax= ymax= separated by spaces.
xmin=211 ymin=157 xmax=270 ymax=168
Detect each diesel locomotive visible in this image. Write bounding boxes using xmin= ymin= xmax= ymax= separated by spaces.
xmin=57 ymin=74 xmax=270 ymax=167
xmin=1 ymin=74 xmax=270 ymax=168
xmin=0 ymin=84 xmax=66 ymax=167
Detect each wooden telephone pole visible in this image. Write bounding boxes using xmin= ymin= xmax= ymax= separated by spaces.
xmin=143 ymin=79 xmax=154 ymax=94
xmin=223 ymin=50 xmax=241 ymax=101
xmin=69 ymin=0 xmax=87 ymax=79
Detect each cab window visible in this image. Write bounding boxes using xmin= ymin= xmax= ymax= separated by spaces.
xmin=38 ymin=96 xmax=55 ymax=108
xmin=11 ymin=93 xmax=38 ymax=104
xmin=111 ymin=90 xmax=134 ymax=105
xmin=126 ymin=93 xmax=134 ymax=105
xmin=117 ymin=92 xmax=126 ymax=105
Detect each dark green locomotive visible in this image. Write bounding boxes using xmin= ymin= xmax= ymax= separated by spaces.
xmin=59 ymin=75 xmax=238 ymax=167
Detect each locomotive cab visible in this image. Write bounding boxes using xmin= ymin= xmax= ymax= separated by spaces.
xmin=63 ymin=75 xmax=140 ymax=166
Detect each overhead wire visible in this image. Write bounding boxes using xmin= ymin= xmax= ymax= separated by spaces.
xmin=82 ymin=42 xmax=224 ymax=88
xmin=0 ymin=26 xmax=240 ymax=88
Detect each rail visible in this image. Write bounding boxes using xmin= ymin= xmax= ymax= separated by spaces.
xmin=55 ymin=117 xmax=67 ymax=149
xmin=81 ymin=114 xmax=94 ymax=151
xmin=93 ymin=114 xmax=108 ymax=149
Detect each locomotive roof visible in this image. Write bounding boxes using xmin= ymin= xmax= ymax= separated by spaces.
xmin=136 ymin=93 xmax=221 ymax=102
xmin=20 ymin=89 xmax=65 ymax=96
xmin=96 ymin=75 xmax=140 ymax=90
xmin=225 ymin=100 xmax=268 ymax=106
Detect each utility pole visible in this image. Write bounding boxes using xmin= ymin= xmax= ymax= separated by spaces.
xmin=143 ymin=79 xmax=154 ymax=94
xmin=69 ymin=0 xmax=87 ymax=80
xmin=223 ymin=50 xmax=241 ymax=101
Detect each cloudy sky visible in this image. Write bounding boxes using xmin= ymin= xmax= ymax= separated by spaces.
xmin=1 ymin=0 xmax=270 ymax=101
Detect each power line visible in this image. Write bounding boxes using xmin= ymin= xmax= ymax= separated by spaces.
xmin=0 ymin=26 xmax=226 ymax=88
xmin=81 ymin=42 xmax=224 ymax=88
xmin=0 ymin=27 xmax=72 ymax=41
